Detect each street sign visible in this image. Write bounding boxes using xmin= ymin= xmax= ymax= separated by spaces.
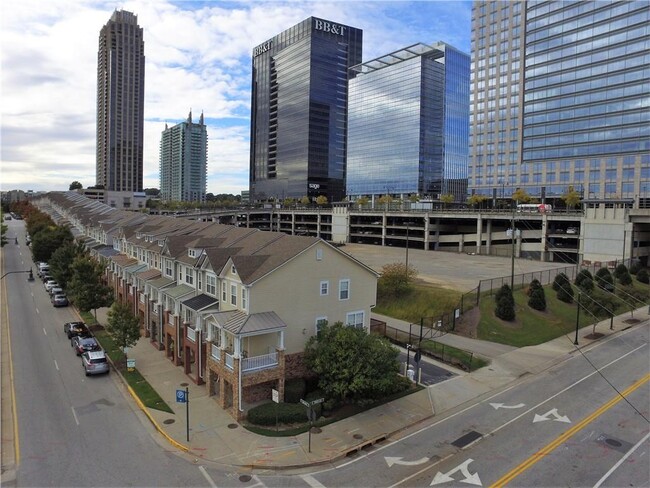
xmin=300 ymin=399 xmax=310 ymax=407
xmin=176 ymin=389 xmax=187 ymax=403
xmin=127 ymin=359 xmax=136 ymax=372
xmin=272 ymin=388 xmax=279 ymax=403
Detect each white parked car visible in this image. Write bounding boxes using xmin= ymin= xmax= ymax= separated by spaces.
xmin=45 ymin=280 xmax=59 ymax=292
xmin=566 ymin=227 xmax=578 ymax=235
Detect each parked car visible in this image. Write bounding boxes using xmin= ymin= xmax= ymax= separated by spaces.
xmin=81 ymin=350 xmax=110 ymax=376
xmin=72 ymin=336 xmax=100 ymax=356
xmin=49 ymin=286 xmax=63 ymax=297
xmin=64 ymin=321 xmax=89 ymax=339
xmin=566 ymin=226 xmax=578 ymax=234
xmin=52 ymin=294 xmax=69 ymax=307
xmin=44 ymin=280 xmax=59 ymax=292
xmin=4 ymin=215 xmax=11 ymax=221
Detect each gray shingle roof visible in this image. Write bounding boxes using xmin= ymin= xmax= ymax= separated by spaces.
xmin=208 ymin=310 xmax=286 ymax=335
xmin=182 ymin=294 xmax=218 ymax=312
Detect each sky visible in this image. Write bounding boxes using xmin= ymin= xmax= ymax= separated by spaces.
xmin=0 ymin=0 xmax=472 ymax=195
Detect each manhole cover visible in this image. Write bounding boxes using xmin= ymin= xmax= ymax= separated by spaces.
xmin=163 ymin=419 xmax=175 ymax=425
xmin=180 ymin=382 xmax=189 ymax=387
xmin=596 ymin=434 xmax=632 ymax=453
xmin=452 ymin=430 xmax=482 ymax=448
xmin=228 ymin=423 xmax=238 ymax=429
xmin=239 ymin=475 xmax=252 ymax=482
xmin=353 ymin=433 xmax=363 ymax=440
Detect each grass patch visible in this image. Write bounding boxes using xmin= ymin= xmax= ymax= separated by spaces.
xmin=78 ymin=310 xmax=99 ymax=326
xmin=93 ymin=329 xmax=174 ymax=414
xmin=477 ymin=286 xmax=594 ymax=347
xmin=419 ymin=340 xmax=488 ymax=371
xmin=375 ymin=283 xmax=462 ymax=324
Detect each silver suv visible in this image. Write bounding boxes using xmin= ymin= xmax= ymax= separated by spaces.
xmin=81 ymin=350 xmax=110 ymax=376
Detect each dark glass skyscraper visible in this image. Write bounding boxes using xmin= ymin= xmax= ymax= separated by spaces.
xmin=96 ymin=10 xmax=145 ymax=192
xmin=249 ymin=17 xmax=362 ymax=203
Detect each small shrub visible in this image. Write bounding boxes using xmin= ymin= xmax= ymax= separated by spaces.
xmin=575 ymin=269 xmax=593 ymax=287
xmin=528 ymin=287 xmax=546 ymax=311
xmin=553 ymin=272 xmax=570 ymax=291
xmin=618 ymin=271 xmax=632 ymax=286
xmin=527 ymin=279 xmax=542 ymax=297
xmin=495 ymin=289 xmax=515 ymax=321
xmin=578 ymin=275 xmax=594 ymax=293
xmin=595 ymin=268 xmax=615 ymax=292
xmin=637 ymin=269 xmax=649 ymax=284
xmin=556 ymin=281 xmax=574 ymax=304
xmin=613 ymin=264 xmax=629 ymax=280
xmin=247 ymin=402 xmax=308 ymax=426
xmin=629 ymin=261 xmax=641 ymax=275
xmin=284 ymin=378 xmax=306 ymax=403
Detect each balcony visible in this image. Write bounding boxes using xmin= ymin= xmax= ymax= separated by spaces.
xmin=186 ymin=326 xmax=197 ymax=342
xmin=211 ymin=343 xmax=221 ymax=361
xmin=242 ymin=351 xmax=278 ymax=372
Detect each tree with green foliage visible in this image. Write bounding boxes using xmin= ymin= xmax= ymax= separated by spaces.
xmin=527 ymin=279 xmax=542 ymax=296
xmin=574 ymin=269 xmax=593 ymax=287
xmin=30 ymin=226 xmax=74 ymax=263
xmin=636 ymin=269 xmax=649 ymax=284
xmin=440 ymin=194 xmax=454 ymax=208
xmin=300 ymin=196 xmax=311 ymax=205
xmin=613 ymin=264 xmax=628 ymax=280
xmin=512 ymin=188 xmax=532 ymax=204
xmin=495 ymin=284 xmax=515 ymax=321
xmin=106 ymin=301 xmax=141 ymax=360
xmin=618 ymin=270 xmax=632 ymax=286
xmin=377 ymin=262 xmax=418 ymax=299
xmin=595 ymin=268 xmax=615 ymax=292
xmin=467 ymin=194 xmax=489 ymax=209
xmin=67 ymin=256 xmax=114 ymax=315
xmin=555 ymin=273 xmax=574 ymax=303
xmin=356 ymin=196 xmax=370 ymax=208
xmin=304 ymin=322 xmax=405 ymax=405
xmin=69 ymin=181 xmax=83 ymax=190
xmin=378 ymin=194 xmax=394 ymax=209
xmin=0 ymin=219 xmax=7 ymax=247
xmin=528 ymin=286 xmax=546 ymax=311
xmin=561 ymin=186 xmax=581 ymax=210
xmin=49 ymin=240 xmax=87 ymax=289
xmin=315 ymin=195 xmax=328 ymax=206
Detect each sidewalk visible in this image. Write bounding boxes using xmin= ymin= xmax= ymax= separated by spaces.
xmin=93 ymin=307 xmax=649 ymax=469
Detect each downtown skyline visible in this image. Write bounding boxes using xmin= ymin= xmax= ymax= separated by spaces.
xmin=0 ymin=0 xmax=472 ymax=195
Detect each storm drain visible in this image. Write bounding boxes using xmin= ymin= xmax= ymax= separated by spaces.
xmin=596 ymin=434 xmax=633 ymax=453
xmin=239 ymin=474 xmax=252 ymax=483
xmin=452 ymin=431 xmax=482 ymax=448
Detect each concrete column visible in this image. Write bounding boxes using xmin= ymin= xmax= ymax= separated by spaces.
xmin=485 ymin=219 xmax=492 ymax=255
xmin=476 ymin=215 xmax=483 ymax=255
xmin=423 ymin=214 xmax=430 ymax=250
xmin=458 ymin=234 xmax=465 ymax=253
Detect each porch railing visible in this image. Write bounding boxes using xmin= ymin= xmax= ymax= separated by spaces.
xmin=186 ymin=326 xmax=197 ymax=342
xmin=242 ymin=351 xmax=278 ymax=372
xmin=211 ymin=343 xmax=220 ymax=361
xmin=225 ymin=353 xmax=234 ymax=370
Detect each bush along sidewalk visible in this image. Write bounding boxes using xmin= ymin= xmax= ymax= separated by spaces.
xmin=78 ymin=311 xmax=174 ymax=414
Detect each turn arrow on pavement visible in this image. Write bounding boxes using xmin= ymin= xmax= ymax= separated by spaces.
xmin=385 ymin=456 xmax=429 ymax=467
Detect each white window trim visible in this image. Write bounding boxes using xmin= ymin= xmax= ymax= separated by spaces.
xmin=339 ymin=279 xmax=350 ymax=301
xmin=346 ymin=310 xmax=364 ymax=329
xmin=320 ymin=280 xmax=329 ymax=296
xmin=315 ymin=316 xmax=328 ymax=334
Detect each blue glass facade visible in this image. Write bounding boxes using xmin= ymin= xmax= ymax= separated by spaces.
xmin=469 ymin=1 xmax=650 ymax=202
xmin=346 ymin=43 xmax=469 ymax=200
xmin=249 ymin=17 xmax=362 ymax=203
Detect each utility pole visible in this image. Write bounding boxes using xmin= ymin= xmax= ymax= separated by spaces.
xmin=511 ymin=203 xmax=516 ymax=290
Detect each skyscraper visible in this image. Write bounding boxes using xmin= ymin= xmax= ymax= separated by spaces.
xmin=469 ymin=1 xmax=650 ymax=204
xmin=249 ymin=17 xmax=362 ymax=203
xmin=96 ymin=10 xmax=145 ymax=193
xmin=346 ymin=42 xmax=470 ymax=202
xmin=159 ymin=111 xmax=208 ymax=202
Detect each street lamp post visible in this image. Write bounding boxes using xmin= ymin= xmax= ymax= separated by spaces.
xmin=574 ymin=291 xmax=581 ymax=345
xmin=1 ymin=269 xmax=34 ymax=281
xmin=405 ymin=222 xmax=410 ymax=272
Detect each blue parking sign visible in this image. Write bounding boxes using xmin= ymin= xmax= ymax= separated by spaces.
xmin=176 ymin=389 xmax=187 ymax=403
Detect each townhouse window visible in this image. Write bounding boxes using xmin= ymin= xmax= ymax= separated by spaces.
xmin=315 ymin=317 xmax=328 ymax=336
xmin=346 ymin=311 xmax=364 ymax=329
xmin=230 ymin=284 xmax=237 ymax=306
xmin=241 ymin=288 xmax=247 ymax=310
xmin=221 ymin=282 xmax=226 ymax=301
xmin=320 ymin=281 xmax=329 ymax=296
xmin=316 ymin=248 xmax=323 ymax=261
xmin=185 ymin=267 xmax=193 ymax=285
xmin=197 ymin=273 xmax=202 ymax=291
xmin=164 ymin=260 xmax=172 ymax=277
xmin=206 ymin=275 xmax=216 ymax=296
xmin=339 ymin=279 xmax=350 ymax=300
xmin=231 ymin=265 xmax=236 ymax=275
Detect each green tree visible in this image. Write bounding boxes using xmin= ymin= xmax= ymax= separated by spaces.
xmin=69 ymin=181 xmax=83 ymax=190
xmin=377 ymin=262 xmax=418 ymax=299
xmin=613 ymin=264 xmax=628 ymax=280
xmin=526 ymin=278 xmax=542 ymax=296
xmin=304 ymin=322 xmax=404 ymax=405
xmin=561 ymin=186 xmax=581 ymax=210
xmin=67 ymin=256 xmax=114 ymax=315
xmin=636 ymin=269 xmax=649 ymax=284
xmin=440 ymin=194 xmax=455 ymax=208
xmin=31 ymin=226 xmax=74 ymax=263
xmin=512 ymin=188 xmax=531 ymax=204
xmin=595 ymin=267 xmax=615 ymax=292
xmin=528 ymin=286 xmax=546 ymax=311
xmin=495 ymin=284 xmax=515 ymax=320
xmin=0 ymin=219 xmax=7 ymax=247
xmin=300 ymin=196 xmax=311 ymax=205
xmin=49 ymin=240 xmax=87 ymax=289
xmin=574 ymin=269 xmax=593 ymax=287
xmin=467 ymin=194 xmax=488 ymax=209
xmin=315 ymin=195 xmax=328 ymax=206
xmin=378 ymin=194 xmax=393 ymax=209
xmin=555 ymin=273 xmax=574 ymax=303
xmin=552 ymin=272 xmax=570 ymax=291
xmin=356 ymin=196 xmax=370 ymax=208
xmin=106 ymin=301 xmax=141 ymax=360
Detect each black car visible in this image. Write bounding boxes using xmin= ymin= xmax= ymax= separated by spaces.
xmin=64 ymin=321 xmax=90 ymax=339
xmin=72 ymin=336 xmax=100 ymax=356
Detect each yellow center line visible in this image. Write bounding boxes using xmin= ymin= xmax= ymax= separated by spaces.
xmin=490 ymin=373 xmax=650 ymax=488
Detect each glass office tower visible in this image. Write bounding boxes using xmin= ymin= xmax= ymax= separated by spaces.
xmin=159 ymin=111 xmax=208 ymax=203
xmin=469 ymin=1 xmax=650 ymax=204
xmin=96 ymin=10 xmax=145 ymax=192
xmin=249 ymin=17 xmax=362 ymax=203
xmin=346 ymin=43 xmax=470 ymax=201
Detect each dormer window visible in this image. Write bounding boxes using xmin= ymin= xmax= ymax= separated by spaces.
xmin=158 ymin=240 xmax=164 ymax=247
xmin=188 ymin=249 xmax=197 ymax=258
xmin=136 ymin=232 xmax=142 ymax=239
xmin=231 ymin=265 xmax=236 ymax=275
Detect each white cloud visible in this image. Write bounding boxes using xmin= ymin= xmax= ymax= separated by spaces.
xmin=0 ymin=0 xmax=472 ymax=194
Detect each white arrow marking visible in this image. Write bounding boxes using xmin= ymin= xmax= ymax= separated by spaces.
xmin=489 ymin=402 xmax=525 ymax=410
xmin=385 ymin=456 xmax=429 ymax=467
xmin=431 ymin=459 xmax=482 ymax=486
xmin=533 ymin=408 xmax=571 ymax=423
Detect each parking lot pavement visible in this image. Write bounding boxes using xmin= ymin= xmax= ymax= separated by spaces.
xmin=340 ymin=243 xmax=569 ymax=292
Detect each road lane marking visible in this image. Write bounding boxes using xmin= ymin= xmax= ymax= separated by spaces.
xmin=198 ymin=465 xmax=217 ymax=488
xmin=71 ymin=407 xmax=80 ymax=426
xmin=43 ymin=327 xmax=47 ymax=335
xmin=54 ymin=360 xmax=59 ymax=371
xmin=490 ymin=373 xmax=650 ymax=488
xmin=593 ymin=431 xmax=650 ymax=488
xmin=301 ymin=474 xmax=327 ymax=487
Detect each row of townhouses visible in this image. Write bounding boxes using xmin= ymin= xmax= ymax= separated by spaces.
xmin=41 ymin=192 xmax=378 ymax=420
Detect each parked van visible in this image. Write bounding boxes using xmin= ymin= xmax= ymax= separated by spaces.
xmin=38 ymin=263 xmax=50 ymax=277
